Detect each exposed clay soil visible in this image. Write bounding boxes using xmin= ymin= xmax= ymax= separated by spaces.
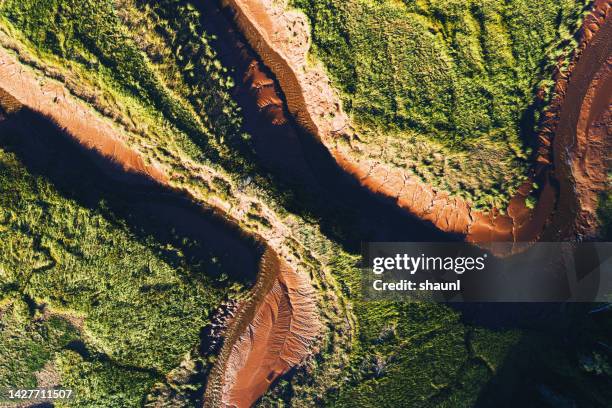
xmin=220 ymin=249 xmax=318 ymax=408
xmin=196 ymin=1 xmax=612 ymax=406
xmin=223 ymin=0 xmax=612 ymax=244
xmin=196 ymin=4 xmax=449 ymax=405
xmin=0 ymin=44 xmax=320 ymax=408
xmin=547 ymin=0 xmax=612 ymax=239
xmin=0 ymin=56 xmax=167 ymax=185
xmin=204 ymin=246 xmax=320 ymax=408
xmin=1 ymin=1 xmax=609 ymax=406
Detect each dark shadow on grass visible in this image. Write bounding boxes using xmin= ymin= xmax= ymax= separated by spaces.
xmin=0 ymin=105 xmax=261 ymax=286
xmin=65 ymin=339 xmax=164 ymax=379
xmin=455 ymin=303 xmax=579 ymax=330
xmin=471 ymin=304 xmax=612 ymax=408
xmin=188 ymin=0 xmax=459 ymax=253
xmin=189 ymin=0 xmax=600 ymax=342
xmin=0 ymin=104 xmax=261 ymax=401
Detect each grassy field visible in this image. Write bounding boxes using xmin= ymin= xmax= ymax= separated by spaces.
xmin=0 ymin=1 xmax=304 ymax=404
xmin=290 ymin=0 xmax=588 ymax=209
xmin=0 ymin=298 xmax=158 ymax=407
xmin=0 ymin=140 xmax=244 ymax=406
xmin=300 ymin=253 xmax=612 ymax=408
xmin=0 ymin=0 xmax=255 ymax=179
xmin=0 ymin=1 xmax=256 ymax=404
xmin=0 ymin=0 xmax=237 ymax=157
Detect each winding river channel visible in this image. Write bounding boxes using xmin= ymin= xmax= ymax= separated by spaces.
xmin=0 ymin=0 xmax=609 ymax=406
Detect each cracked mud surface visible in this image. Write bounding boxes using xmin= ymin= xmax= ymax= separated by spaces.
xmin=223 ymin=0 xmax=611 ymax=244
xmin=1 ymin=1 xmax=609 ymax=407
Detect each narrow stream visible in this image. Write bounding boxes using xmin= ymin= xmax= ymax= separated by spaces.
xmin=197 ymin=1 xmax=457 ymax=251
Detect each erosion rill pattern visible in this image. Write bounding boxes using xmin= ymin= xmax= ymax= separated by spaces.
xmin=1 ymin=1 xmax=609 ymax=406
xmin=219 ymin=249 xmax=318 ymax=408
xmin=223 ymin=0 xmax=612 ymax=243
xmin=0 ymin=43 xmax=321 ymax=408
xmin=199 ymin=9 xmax=326 ymax=407
xmin=205 ymin=1 xmax=610 ymax=402
xmin=243 ymin=54 xmax=287 ymax=126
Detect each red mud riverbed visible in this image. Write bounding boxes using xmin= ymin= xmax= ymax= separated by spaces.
xmin=199 ymin=0 xmax=612 ymax=406
xmin=0 ymin=43 xmax=320 ymax=408
xmin=212 ymin=0 xmax=611 ymax=404
xmin=549 ymin=0 xmax=612 ymax=238
xmin=0 ymin=52 xmax=167 ymax=184
xmin=225 ymin=0 xmax=612 ymax=245
xmin=1 ymin=0 xmax=609 ymax=406
xmin=219 ymin=249 xmax=318 ymax=408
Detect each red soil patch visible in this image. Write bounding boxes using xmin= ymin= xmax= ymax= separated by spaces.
xmin=0 ymin=50 xmax=167 ymax=184
xmin=192 ymin=11 xmax=324 ymax=405
xmin=206 ymin=3 xmax=612 ymax=404
xmin=243 ymin=51 xmax=287 ymax=125
xmin=219 ymin=248 xmax=319 ymax=408
xmin=201 ymin=2 xmax=612 ymax=402
xmin=549 ymin=9 xmax=612 ymax=238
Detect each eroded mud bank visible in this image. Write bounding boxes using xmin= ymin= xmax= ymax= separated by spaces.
xmin=217 ymin=249 xmax=318 ymax=408
xmin=0 ymin=44 xmax=321 ymax=408
xmin=202 ymin=1 xmax=451 ymax=246
xmin=223 ymin=0 xmax=611 ymax=243
xmin=0 ymin=89 xmax=259 ymax=282
xmin=198 ymin=0 xmax=612 ymax=405
xmin=2 ymin=0 xmax=609 ymax=405
xmin=548 ymin=0 xmax=612 ymax=239
xmin=193 ymin=4 xmax=453 ymax=407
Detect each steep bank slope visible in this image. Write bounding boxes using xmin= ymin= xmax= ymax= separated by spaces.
xmin=222 ymin=0 xmax=611 ymax=242
xmin=0 ymin=44 xmax=321 ymax=408
xmin=212 ymin=249 xmax=318 ymax=408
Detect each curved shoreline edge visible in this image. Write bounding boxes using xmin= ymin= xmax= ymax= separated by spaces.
xmin=0 ymin=41 xmax=322 ymax=408
xmin=222 ymin=0 xmax=611 ymax=243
